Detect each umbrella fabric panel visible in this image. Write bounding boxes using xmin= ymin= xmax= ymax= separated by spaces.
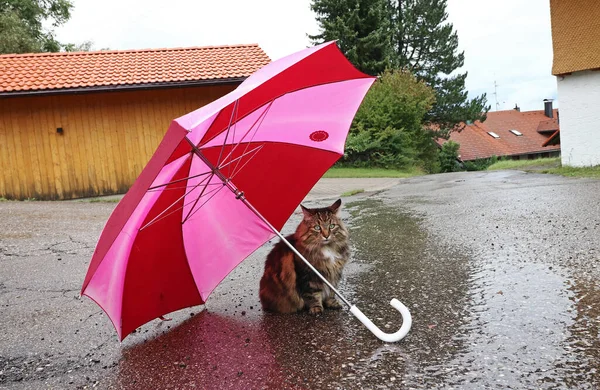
xmin=83 ymin=223 xmax=135 ymax=340
xmin=199 ymin=78 xmax=375 ymax=155
xmin=200 ymin=142 xmax=340 ymax=231
xmin=82 ymin=122 xmax=189 ymax=292
xmin=119 ymin=155 xmax=204 ymax=339
xmin=182 ymin=154 xmax=274 ymax=301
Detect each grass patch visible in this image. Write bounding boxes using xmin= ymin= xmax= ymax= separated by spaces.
xmin=341 ymin=189 xmax=365 ymax=197
xmin=541 ymin=165 xmax=600 ymax=179
xmin=488 ymin=157 xmax=600 ymax=179
xmin=323 ymin=166 xmax=424 ymax=178
xmin=487 ymin=157 xmax=561 ymax=171
xmin=88 ymin=198 xmax=121 ymax=203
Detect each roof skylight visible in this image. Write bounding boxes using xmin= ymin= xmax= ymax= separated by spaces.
xmin=488 ymin=132 xmax=500 ymax=139
xmin=510 ymin=129 xmax=523 ymax=136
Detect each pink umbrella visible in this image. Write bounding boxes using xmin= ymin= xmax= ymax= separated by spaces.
xmin=81 ymin=41 xmax=411 ymax=342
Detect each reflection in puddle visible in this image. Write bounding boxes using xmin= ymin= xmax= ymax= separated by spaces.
xmin=448 ymin=261 xmax=575 ymax=388
xmin=116 ymin=312 xmax=290 ymax=390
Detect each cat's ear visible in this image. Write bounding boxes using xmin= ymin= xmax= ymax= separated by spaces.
xmin=300 ymin=204 xmax=313 ymax=220
xmin=328 ymin=199 xmax=342 ymax=215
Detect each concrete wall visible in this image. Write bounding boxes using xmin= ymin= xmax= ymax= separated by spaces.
xmin=557 ymin=70 xmax=600 ymax=167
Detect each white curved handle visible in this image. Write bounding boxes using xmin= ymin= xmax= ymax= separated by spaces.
xmin=350 ymin=298 xmax=412 ymax=342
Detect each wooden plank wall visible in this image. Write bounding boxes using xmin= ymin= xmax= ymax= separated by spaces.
xmin=0 ymin=84 xmax=236 ymax=200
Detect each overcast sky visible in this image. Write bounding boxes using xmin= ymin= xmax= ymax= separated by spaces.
xmin=55 ymin=0 xmax=557 ymax=112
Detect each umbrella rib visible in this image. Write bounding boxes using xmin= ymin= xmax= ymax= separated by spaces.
xmin=217 ymin=100 xmax=273 ymax=172
xmin=216 ymin=98 xmax=239 ymax=168
xmin=147 ymin=170 xmax=212 ymax=191
xmin=139 ymin=171 xmax=214 ymax=232
xmin=228 ymin=100 xmax=238 ymax=178
xmin=181 ymin=183 xmax=227 ymax=224
xmin=230 ymin=144 xmax=264 ymax=179
xmin=217 ymin=144 xmax=263 ymax=172
xmin=226 ymin=101 xmax=273 ymax=176
xmin=181 ymin=171 xmax=216 ymax=223
xmin=140 ymin=182 xmax=223 ymax=231
xmin=146 ymin=182 xmax=222 ymax=192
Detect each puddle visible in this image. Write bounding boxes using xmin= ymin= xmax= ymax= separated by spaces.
xmin=115 ymin=198 xmax=600 ymax=389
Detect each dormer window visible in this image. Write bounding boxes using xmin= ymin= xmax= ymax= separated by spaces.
xmin=488 ymin=132 xmax=500 ymax=139
xmin=510 ymin=129 xmax=523 ymax=136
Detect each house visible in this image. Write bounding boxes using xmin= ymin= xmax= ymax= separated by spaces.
xmin=439 ymin=102 xmax=561 ymax=162
xmin=550 ymin=0 xmax=600 ymax=167
xmin=0 ymin=45 xmax=270 ymax=200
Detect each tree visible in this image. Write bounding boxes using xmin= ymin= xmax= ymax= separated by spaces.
xmin=310 ymin=0 xmax=391 ymax=76
xmin=389 ymin=0 xmax=488 ymax=136
xmin=343 ymin=69 xmax=438 ymax=171
xmin=63 ymin=40 xmax=94 ymax=52
xmin=0 ymin=0 xmax=73 ymax=54
xmin=309 ymin=0 xmax=489 ymax=135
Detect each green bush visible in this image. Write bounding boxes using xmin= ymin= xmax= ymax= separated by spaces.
xmin=438 ymin=141 xmax=461 ymax=172
xmin=341 ymin=69 xmax=437 ymax=171
xmin=463 ymin=156 xmax=498 ymax=171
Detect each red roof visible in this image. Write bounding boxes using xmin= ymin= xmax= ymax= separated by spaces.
xmin=0 ymin=44 xmax=271 ymax=94
xmin=441 ymin=109 xmax=561 ymax=161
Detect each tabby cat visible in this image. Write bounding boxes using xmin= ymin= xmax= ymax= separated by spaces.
xmin=259 ymin=199 xmax=350 ymax=314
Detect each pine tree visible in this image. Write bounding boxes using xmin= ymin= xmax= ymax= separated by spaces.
xmin=309 ymin=0 xmax=489 ymax=135
xmin=310 ymin=0 xmax=392 ymax=76
xmin=389 ymin=0 xmax=488 ymax=135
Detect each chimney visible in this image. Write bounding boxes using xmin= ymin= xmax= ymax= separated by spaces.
xmin=514 ymin=104 xmax=520 ymax=112
xmin=544 ymin=99 xmax=553 ymax=118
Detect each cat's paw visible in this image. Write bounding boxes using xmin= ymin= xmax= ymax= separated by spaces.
xmin=324 ymin=298 xmax=342 ymax=310
xmin=308 ymin=306 xmax=324 ymax=315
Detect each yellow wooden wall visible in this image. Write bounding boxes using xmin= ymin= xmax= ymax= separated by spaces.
xmin=0 ymin=84 xmax=236 ymax=200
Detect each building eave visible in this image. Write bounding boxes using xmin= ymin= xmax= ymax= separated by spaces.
xmin=0 ymin=77 xmax=246 ymax=98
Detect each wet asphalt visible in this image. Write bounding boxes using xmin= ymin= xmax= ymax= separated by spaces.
xmin=1 ymin=170 xmax=600 ymax=389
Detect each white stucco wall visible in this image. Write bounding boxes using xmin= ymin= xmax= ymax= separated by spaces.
xmin=557 ymin=70 xmax=600 ymax=167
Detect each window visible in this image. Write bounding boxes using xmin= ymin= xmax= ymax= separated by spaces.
xmin=487 ymin=132 xmax=500 ymax=139
xmin=510 ymin=129 xmax=523 ymax=136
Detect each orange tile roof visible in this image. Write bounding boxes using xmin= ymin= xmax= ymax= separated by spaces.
xmin=0 ymin=44 xmax=271 ymax=94
xmin=440 ymin=109 xmax=561 ymax=161
xmin=551 ymin=0 xmax=600 ymax=75
xmin=537 ymin=119 xmax=560 ymax=132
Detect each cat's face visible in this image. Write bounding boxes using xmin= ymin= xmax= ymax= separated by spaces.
xmin=300 ymin=199 xmax=347 ymax=246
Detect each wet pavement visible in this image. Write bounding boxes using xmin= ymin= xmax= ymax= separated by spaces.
xmin=1 ymin=171 xmax=600 ymax=389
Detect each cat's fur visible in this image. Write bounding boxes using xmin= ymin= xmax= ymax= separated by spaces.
xmin=259 ymin=199 xmax=350 ymax=314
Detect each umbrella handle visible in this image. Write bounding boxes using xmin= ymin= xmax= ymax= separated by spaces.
xmin=350 ymin=298 xmax=412 ymax=343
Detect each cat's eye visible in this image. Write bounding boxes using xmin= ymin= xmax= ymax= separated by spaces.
xmin=314 ymin=225 xmax=321 ymax=231
xmin=329 ymin=224 xmax=336 ymax=229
